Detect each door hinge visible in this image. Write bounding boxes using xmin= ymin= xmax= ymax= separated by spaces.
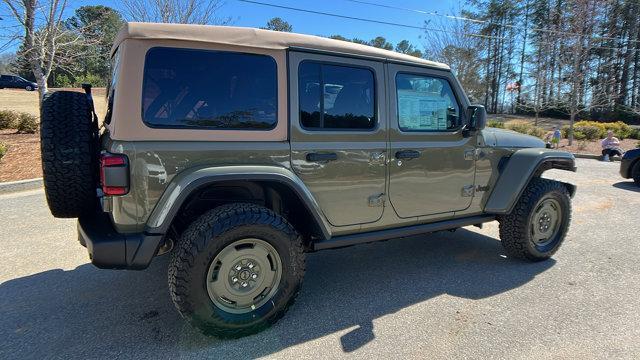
xmin=464 ymin=148 xmax=482 ymax=161
xmin=368 ymin=193 xmax=386 ymax=207
xmin=462 ymin=185 xmax=475 ymax=197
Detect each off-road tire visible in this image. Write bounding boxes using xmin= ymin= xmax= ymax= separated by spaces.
xmin=498 ymin=178 xmax=571 ymax=261
xmin=40 ymin=91 xmax=99 ymax=218
xmin=168 ymin=203 xmax=305 ymax=338
xmin=632 ymin=162 xmax=640 ymax=186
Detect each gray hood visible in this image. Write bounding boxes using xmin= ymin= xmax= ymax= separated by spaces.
xmin=482 ymin=127 xmax=545 ymax=148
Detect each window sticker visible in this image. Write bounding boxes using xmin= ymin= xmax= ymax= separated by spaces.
xmin=398 ymin=90 xmax=449 ymax=130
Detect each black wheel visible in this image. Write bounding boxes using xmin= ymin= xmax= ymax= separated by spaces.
xmin=25 ymin=85 xmax=33 ymax=91
xmin=633 ymin=162 xmax=640 ymax=187
xmin=168 ymin=203 xmax=305 ymax=337
xmin=40 ymin=91 xmax=99 ymax=218
xmin=498 ymin=178 xmax=571 ymax=261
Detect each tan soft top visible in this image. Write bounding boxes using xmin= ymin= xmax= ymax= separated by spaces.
xmin=112 ymin=22 xmax=449 ymax=70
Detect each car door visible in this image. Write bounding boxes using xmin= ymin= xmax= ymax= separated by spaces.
xmin=288 ymin=51 xmax=387 ymax=227
xmin=387 ymin=64 xmax=476 ymax=218
xmin=2 ymin=75 xmax=15 ymax=88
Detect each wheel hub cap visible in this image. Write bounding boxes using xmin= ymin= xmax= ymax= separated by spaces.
xmin=206 ymin=238 xmax=282 ymax=314
xmin=531 ymin=198 xmax=562 ymax=247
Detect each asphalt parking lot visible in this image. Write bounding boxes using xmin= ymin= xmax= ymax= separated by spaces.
xmin=1 ymin=158 xmax=639 ymax=359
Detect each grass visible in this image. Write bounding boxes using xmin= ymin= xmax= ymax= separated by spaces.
xmin=0 ymin=88 xmax=107 ymax=119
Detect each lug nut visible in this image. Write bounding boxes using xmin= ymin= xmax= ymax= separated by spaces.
xmin=241 ymin=282 xmax=248 ymax=287
xmin=232 ymin=277 xmax=238 ymax=283
xmin=248 ymin=263 xmax=254 ymax=269
xmin=235 ymin=265 xmax=242 ymax=271
xmin=252 ymin=274 xmax=257 ymax=279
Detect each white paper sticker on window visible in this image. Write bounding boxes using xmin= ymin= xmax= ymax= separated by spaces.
xmin=398 ymin=90 xmax=449 ymax=130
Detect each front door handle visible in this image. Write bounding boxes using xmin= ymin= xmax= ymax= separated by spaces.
xmin=395 ymin=150 xmax=420 ymax=159
xmin=306 ymin=152 xmax=338 ymax=162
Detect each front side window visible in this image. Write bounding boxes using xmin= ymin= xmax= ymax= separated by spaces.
xmin=299 ymin=62 xmax=376 ymax=130
xmin=142 ymin=47 xmax=277 ymax=130
xmin=396 ymin=73 xmax=461 ymax=132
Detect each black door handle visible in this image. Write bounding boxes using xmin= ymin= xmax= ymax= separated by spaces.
xmin=395 ymin=150 xmax=420 ymax=159
xmin=306 ymin=152 xmax=338 ymax=162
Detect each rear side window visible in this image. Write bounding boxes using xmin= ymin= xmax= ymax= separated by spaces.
xmin=396 ymin=73 xmax=461 ymax=132
xmin=142 ymin=47 xmax=277 ymax=130
xmin=298 ymin=62 xmax=376 ymax=130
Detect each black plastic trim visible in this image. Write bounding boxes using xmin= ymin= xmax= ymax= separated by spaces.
xmin=313 ymin=215 xmax=495 ymax=250
xmin=144 ymin=173 xmax=331 ymax=240
xmin=78 ymin=212 xmax=163 ymax=270
xmin=504 ymin=156 xmax=577 ymax=214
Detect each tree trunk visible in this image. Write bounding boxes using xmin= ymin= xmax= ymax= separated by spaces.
xmin=569 ymin=111 xmax=576 ymax=146
xmin=34 ymin=69 xmax=48 ymax=101
xmin=516 ymin=0 xmax=530 ymax=112
xmin=22 ymin=0 xmax=48 ymax=103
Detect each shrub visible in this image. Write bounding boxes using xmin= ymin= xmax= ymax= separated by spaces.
xmin=504 ymin=120 xmax=531 ymax=134
xmin=559 ymin=121 xmax=633 ymax=140
xmin=504 ymin=120 xmax=546 ymax=138
xmin=16 ymin=113 xmax=38 ymax=134
xmin=571 ymin=120 xmax=633 ymax=139
xmin=54 ymin=73 xmax=72 ymax=88
xmin=573 ymin=130 xmax=587 ymax=141
xmin=0 ymin=110 xmax=20 ymax=130
xmin=528 ymin=126 xmax=547 ymax=138
xmin=630 ymin=128 xmax=640 ymax=140
xmin=73 ymin=73 xmax=105 ymax=87
xmin=574 ymin=124 xmax=601 ymax=140
xmin=487 ymin=119 xmax=504 ymax=128
xmin=0 ymin=142 xmax=6 ymax=161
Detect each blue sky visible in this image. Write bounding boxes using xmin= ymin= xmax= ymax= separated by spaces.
xmin=1 ymin=0 xmax=463 ymax=54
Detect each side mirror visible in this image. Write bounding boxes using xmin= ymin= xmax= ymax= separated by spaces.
xmin=467 ymin=105 xmax=487 ymax=131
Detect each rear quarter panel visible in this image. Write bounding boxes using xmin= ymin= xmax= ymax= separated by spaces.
xmin=104 ymin=138 xmax=291 ymax=233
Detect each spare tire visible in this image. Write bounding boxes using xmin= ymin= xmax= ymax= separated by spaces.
xmin=40 ymin=91 xmax=99 ymax=218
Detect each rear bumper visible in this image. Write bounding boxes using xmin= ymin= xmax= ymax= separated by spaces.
xmin=78 ymin=213 xmax=164 ymax=270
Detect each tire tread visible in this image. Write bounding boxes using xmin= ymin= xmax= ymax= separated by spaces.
xmin=40 ymin=91 xmax=98 ymax=218
xmin=498 ymin=178 xmax=571 ymax=261
xmin=168 ymin=203 xmax=305 ymax=338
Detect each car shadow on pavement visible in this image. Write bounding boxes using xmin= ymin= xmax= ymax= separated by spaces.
xmin=0 ymin=228 xmax=554 ymax=358
xmin=612 ymin=181 xmax=640 ymax=192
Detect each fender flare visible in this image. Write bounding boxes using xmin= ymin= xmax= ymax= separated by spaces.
xmin=143 ymin=165 xmax=332 ymax=240
xmin=484 ymin=148 xmax=576 ymax=215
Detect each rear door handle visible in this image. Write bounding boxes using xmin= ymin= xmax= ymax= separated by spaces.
xmin=306 ymin=152 xmax=338 ymax=162
xmin=395 ymin=150 xmax=420 ymax=159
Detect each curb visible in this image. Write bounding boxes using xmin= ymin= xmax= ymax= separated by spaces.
xmin=572 ymin=153 xmax=622 ymax=162
xmin=0 ymin=178 xmax=43 ymax=194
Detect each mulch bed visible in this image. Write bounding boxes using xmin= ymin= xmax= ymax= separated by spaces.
xmin=555 ymin=138 xmax=638 ymax=156
xmin=0 ymin=129 xmax=42 ymax=182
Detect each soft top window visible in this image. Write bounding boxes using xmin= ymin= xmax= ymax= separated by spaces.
xmin=142 ymin=47 xmax=277 ymax=130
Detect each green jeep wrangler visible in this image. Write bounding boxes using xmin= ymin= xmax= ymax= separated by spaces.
xmin=40 ymin=23 xmax=576 ymax=337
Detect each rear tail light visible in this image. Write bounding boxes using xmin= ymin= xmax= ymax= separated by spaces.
xmin=100 ymin=152 xmax=129 ymax=196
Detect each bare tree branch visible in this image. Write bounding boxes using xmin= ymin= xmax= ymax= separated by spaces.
xmin=1 ymin=0 xmax=92 ymax=101
xmin=121 ymin=0 xmax=230 ymax=25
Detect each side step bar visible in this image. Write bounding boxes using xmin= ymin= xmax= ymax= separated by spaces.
xmin=313 ymin=215 xmax=496 ymax=251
